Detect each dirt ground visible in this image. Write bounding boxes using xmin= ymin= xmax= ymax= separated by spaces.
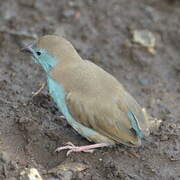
xmin=0 ymin=0 xmax=180 ymax=179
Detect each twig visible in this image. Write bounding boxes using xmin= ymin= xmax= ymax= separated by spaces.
xmin=127 ymin=149 xmax=140 ymax=158
xmin=32 ymin=83 xmax=46 ymax=96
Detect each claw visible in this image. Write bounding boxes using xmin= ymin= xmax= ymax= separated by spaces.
xmin=55 ymin=145 xmax=74 ymax=152
xmin=66 ymin=147 xmax=94 ymax=156
xmin=55 ymin=142 xmax=108 ymax=156
xmin=66 ymin=142 xmax=75 ymax=147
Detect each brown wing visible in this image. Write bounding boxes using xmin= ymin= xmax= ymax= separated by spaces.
xmin=66 ymin=90 xmax=141 ymax=147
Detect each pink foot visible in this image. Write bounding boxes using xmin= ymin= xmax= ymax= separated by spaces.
xmin=55 ymin=142 xmax=108 ymax=156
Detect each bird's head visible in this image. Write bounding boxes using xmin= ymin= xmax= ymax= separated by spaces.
xmin=21 ymin=35 xmax=81 ymax=73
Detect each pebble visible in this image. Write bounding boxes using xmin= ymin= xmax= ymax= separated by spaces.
xmin=20 ymin=168 xmax=43 ymax=180
xmin=160 ymin=135 xmax=169 ymax=141
xmin=169 ymin=123 xmax=176 ymax=129
xmin=48 ymin=160 xmax=88 ymax=180
xmin=0 ymin=151 xmax=10 ymax=164
xmin=68 ymin=1 xmax=77 ymax=7
xmin=48 ymin=160 xmax=88 ymax=175
xmin=63 ymin=10 xmax=75 ymax=18
xmin=139 ymin=79 xmax=149 ymax=85
xmin=132 ymin=30 xmax=156 ymax=55
xmin=9 ymin=160 xmax=18 ymax=170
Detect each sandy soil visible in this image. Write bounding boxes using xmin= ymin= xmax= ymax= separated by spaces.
xmin=0 ymin=0 xmax=180 ymax=179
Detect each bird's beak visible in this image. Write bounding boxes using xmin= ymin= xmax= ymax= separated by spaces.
xmin=20 ymin=44 xmax=34 ymax=54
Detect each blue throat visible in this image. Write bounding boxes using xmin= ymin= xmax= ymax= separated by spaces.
xmin=47 ymin=76 xmax=70 ymax=116
xmin=31 ymin=48 xmax=58 ymax=73
xmin=38 ymin=55 xmax=57 ymax=73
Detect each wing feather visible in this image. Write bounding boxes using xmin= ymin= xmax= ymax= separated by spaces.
xmin=66 ymin=91 xmax=141 ymax=146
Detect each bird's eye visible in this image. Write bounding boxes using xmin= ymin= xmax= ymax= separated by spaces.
xmin=36 ymin=51 xmax=41 ymax=56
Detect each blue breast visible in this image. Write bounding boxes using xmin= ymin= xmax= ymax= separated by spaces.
xmin=47 ymin=76 xmax=103 ymax=141
xmin=47 ymin=76 xmax=74 ymax=122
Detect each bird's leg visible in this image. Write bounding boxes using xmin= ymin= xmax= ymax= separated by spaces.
xmin=55 ymin=142 xmax=108 ymax=156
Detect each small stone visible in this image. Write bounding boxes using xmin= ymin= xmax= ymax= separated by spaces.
xmin=48 ymin=160 xmax=88 ymax=180
xmin=20 ymin=168 xmax=43 ymax=180
xmin=18 ymin=117 xmax=31 ymax=123
xmin=169 ymin=123 xmax=176 ymax=129
xmin=48 ymin=160 xmax=88 ymax=175
xmin=68 ymin=1 xmax=77 ymax=7
xmin=9 ymin=160 xmax=18 ymax=170
xmin=140 ymin=157 xmax=145 ymax=161
xmin=132 ymin=30 xmax=156 ymax=55
xmin=63 ymin=10 xmax=75 ymax=18
xmin=0 ymin=151 xmax=10 ymax=164
xmin=149 ymin=117 xmax=162 ymax=130
xmin=139 ymin=79 xmax=149 ymax=85
xmin=160 ymin=135 xmax=169 ymax=141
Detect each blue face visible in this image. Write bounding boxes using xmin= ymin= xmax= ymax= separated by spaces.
xmin=30 ymin=47 xmax=58 ymax=73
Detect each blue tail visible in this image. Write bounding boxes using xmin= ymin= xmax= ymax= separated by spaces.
xmin=128 ymin=112 xmax=144 ymax=138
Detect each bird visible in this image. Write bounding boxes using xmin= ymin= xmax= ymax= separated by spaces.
xmin=21 ymin=35 xmax=150 ymax=155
